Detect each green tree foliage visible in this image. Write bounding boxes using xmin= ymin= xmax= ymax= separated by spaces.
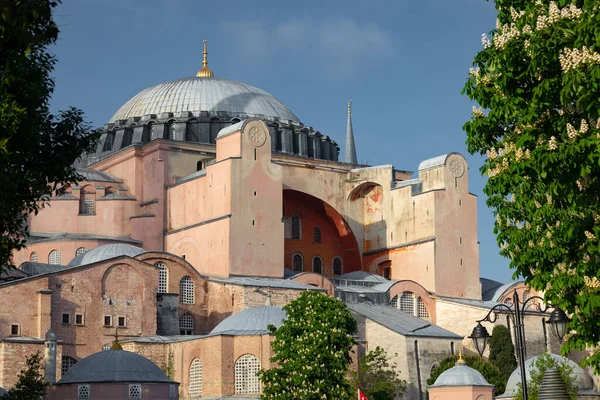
xmin=3 ymin=352 xmax=47 ymax=400
xmin=0 ymin=0 xmax=100 ymax=267
xmin=259 ymin=291 xmax=357 ymax=400
xmin=462 ymin=0 xmax=600 ymax=370
xmin=427 ymin=355 xmax=506 ymax=394
xmin=514 ymin=353 xmax=577 ymax=400
xmin=488 ymin=325 xmax=517 ymax=385
xmin=349 ymin=346 xmax=406 ymax=400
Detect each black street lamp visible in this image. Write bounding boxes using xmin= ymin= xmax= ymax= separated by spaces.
xmin=469 ymin=290 xmax=570 ymax=400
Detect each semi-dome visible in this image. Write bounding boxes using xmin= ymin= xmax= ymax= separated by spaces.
xmin=430 ymin=360 xmax=492 ymax=387
xmin=110 ymin=77 xmax=301 ymax=125
xmin=57 ymin=350 xmax=174 ymax=384
xmin=499 ymin=354 xmax=595 ymax=398
xmin=210 ymin=306 xmax=286 ymax=336
xmin=68 ymin=244 xmax=145 ymax=267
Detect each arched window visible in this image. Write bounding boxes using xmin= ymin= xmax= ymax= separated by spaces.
xmin=143 ymin=122 xmax=153 ymax=143
xmin=102 ymin=132 xmax=115 ymax=152
xmin=30 ymin=252 xmax=38 ymax=263
xmin=235 ymin=354 xmax=260 ymax=394
xmin=166 ymin=120 xmax=176 ymax=140
xmin=155 ymin=262 xmax=168 ymax=293
xmin=400 ymin=292 xmax=414 ymax=315
xmin=417 ymin=298 xmax=430 ymax=319
xmin=332 ymin=257 xmax=343 ymax=275
xmin=312 ymin=256 xmax=322 ymax=274
xmin=314 ymin=226 xmax=322 ymax=243
xmin=75 ymin=247 xmax=87 ymax=257
xmin=390 ymin=295 xmax=399 ymax=309
xmin=291 ymin=213 xmax=302 ymax=239
xmin=189 ymin=359 xmax=203 ymax=399
xmin=196 ymin=160 xmax=204 ymax=171
xmin=293 ymin=254 xmax=303 ymax=272
xmin=104 ymin=187 xmax=116 ymax=196
xmin=209 ymin=118 xmax=221 ymax=143
xmin=179 ymin=313 xmax=194 ymax=335
xmin=49 ymin=250 xmax=61 ymax=265
xmin=79 ymin=185 xmax=95 ymax=215
xmin=180 ymin=276 xmax=194 ymax=304
xmin=122 ymin=128 xmax=133 ymax=147
xmin=61 ymin=356 xmax=77 ymax=376
xmin=187 ymin=119 xmax=201 ymax=142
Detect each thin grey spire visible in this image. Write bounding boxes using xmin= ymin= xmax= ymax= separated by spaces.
xmin=345 ymin=100 xmax=357 ymax=164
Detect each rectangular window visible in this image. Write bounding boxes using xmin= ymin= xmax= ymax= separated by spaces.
xmin=10 ymin=324 xmax=19 ymax=335
xmin=383 ymin=267 xmax=391 ymax=280
xmin=104 ymin=315 xmax=112 ymax=327
xmin=62 ymin=313 xmax=70 ymax=325
xmin=75 ymin=314 xmax=84 ymax=326
xmin=118 ymin=316 xmax=126 ymax=328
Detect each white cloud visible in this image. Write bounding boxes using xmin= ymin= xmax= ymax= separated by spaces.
xmin=222 ymin=16 xmax=395 ymax=79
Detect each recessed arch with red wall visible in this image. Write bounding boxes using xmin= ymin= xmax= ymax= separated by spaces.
xmin=290 ymin=272 xmax=335 ymax=296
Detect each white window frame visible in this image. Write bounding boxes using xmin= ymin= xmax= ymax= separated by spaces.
xmin=332 ymin=257 xmax=343 ymax=275
xmin=189 ymin=359 xmax=203 ymax=399
xmin=30 ymin=252 xmax=38 ymax=262
xmin=234 ymin=354 xmax=261 ymax=394
xmin=179 ymin=313 xmax=194 ymax=335
xmin=179 ymin=276 xmax=194 ymax=304
xmin=103 ymin=315 xmax=113 ymax=327
xmin=312 ymin=256 xmax=323 ymax=274
xmin=156 ymin=262 xmax=168 ymax=293
xmin=292 ymin=253 xmax=303 ymax=272
xmin=75 ymin=313 xmax=85 ymax=326
xmin=118 ymin=316 xmax=127 ymax=328
xmin=49 ymin=250 xmax=61 ymax=265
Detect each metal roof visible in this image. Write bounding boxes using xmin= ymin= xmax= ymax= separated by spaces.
xmin=210 ymin=306 xmax=286 ymax=336
xmin=216 ymin=120 xmax=245 ymax=139
xmin=19 ymin=262 xmax=67 ymax=276
xmin=347 ymin=303 xmax=462 ymax=339
xmin=430 ymin=361 xmax=492 ymax=387
xmin=417 ymin=152 xmax=461 ymax=171
xmin=480 ymin=277 xmax=505 ymax=301
xmin=437 ymin=296 xmax=504 ymax=310
xmin=75 ymin=168 xmax=122 ymax=183
xmin=56 ymin=350 xmax=175 ymax=385
xmin=67 ymin=244 xmax=145 ymax=267
xmin=337 ymin=271 xmax=389 ymax=283
xmin=209 ymin=276 xmax=324 ymax=290
xmin=489 ymin=281 xmax=523 ymax=302
xmin=25 ymin=233 xmax=141 ymax=245
xmin=109 ymin=77 xmax=301 ymax=124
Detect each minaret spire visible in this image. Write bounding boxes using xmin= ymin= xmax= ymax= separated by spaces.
xmin=196 ymin=39 xmax=215 ymax=77
xmin=345 ymin=100 xmax=358 ymax=164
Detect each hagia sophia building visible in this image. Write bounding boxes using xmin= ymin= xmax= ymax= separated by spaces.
xmin=0 ymin=41 xmax=597 ymax=400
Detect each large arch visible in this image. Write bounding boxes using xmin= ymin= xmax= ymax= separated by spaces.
xmin=290 ymin=272 xmax=335 ymax=296
xmin=283 ymin=190 xmax=362 ymax=277
xmin=387 ymin=280 xmax=436 ymax=324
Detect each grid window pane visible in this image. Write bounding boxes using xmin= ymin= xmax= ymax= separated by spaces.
xmin=156 ymin=262 xmax=168 ymax=293
xmin=390 ymin=295 xmax=399 ymax=309
xmin=417 ymin=298 xmax=430 ymax=319
xmin=80 ymin=197 xmax=95 ymax=215
xmin=75 ymin=247 xmax=88 ymax=257
xmin=102 ymin=344 xmax=110 ymax=351
xmin=235 ymin=354 xmax=260 ymax=394
xmin=179 ymin=313 xmax=194 ymax=335
xmin=189 ymin=359 xmax=203 ymax=399
xmin=30 ymin=252 xmax=38 ymax=262
xmin=62 ymin=356 xmax=77 ymax=376
xmin=400 ymin=292 xmax=414 ymax=315
xmin=293 ymin=254 xmax=303 ymax=272
xmin=49 ymin=250 xmax=61 ymax=265
xmin=129 ymin=384 xmax=142 ymax=399
xmin=78 ymin=385 xmax=90 ymax=400
xmin=180 ymin=276 xmax=194 ymax=304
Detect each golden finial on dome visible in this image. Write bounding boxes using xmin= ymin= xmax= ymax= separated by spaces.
xmin=110 ymin=328 xmax=123 ymax=350
xmin=196 ymin=39 xmax=214 ymax=77
xmin=348 ymin=100 xmax=352 ymax=116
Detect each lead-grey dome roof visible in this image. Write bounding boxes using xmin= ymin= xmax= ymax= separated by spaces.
xmin=430 ymin=361 xmax=492 ymax=387
xmin=68 ymin=244 xmax=145 ymax=267
xmin=110 ymin=77 xmax=302 ymax=125
xmin=210 ymin=306 xmax=286 ymax=336
xmin=57 ymin=350 xmax=175 ymax=384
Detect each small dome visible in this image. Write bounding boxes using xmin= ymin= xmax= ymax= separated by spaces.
xmin=210 ymin=306 xmax=286 ymax=336
xmin=45 ymin=329 xmax=56 ymax=341
xmin=430 ymin=361 xmax=492 ymax=387
xmin=67 ymin=244 xmax=145 ymax=267
xmin=500 ymin=354 xmax=595 ymax=398
xmin=57 ymin=350 xmax=174 ymax=384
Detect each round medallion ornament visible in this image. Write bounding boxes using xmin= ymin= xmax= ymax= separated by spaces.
xmin=248 ymin=126 xmax=266 ymax=147
xmin=449 ymin=158 xmax=465 ymax=178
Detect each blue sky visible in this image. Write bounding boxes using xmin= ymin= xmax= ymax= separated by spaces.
xmin=50 ymin=0 xmax=515 ymax=283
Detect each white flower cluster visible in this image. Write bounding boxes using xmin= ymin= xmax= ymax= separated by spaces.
xmin=584 ymin=276 xmax=600 ymax=289
xmin=536 ymin=2 xmax=582 ymax=30
xmin=548 ymin=136 xmax=558 ymax=150
xmin=566 ymin=123 xmax=578 ymax=140
xmin=559 ymin=47 xmax=600 ymax=72
xmin=493 ymin=23 xmax=520 ymax=50
xmin=481 ymin=33 xmax=491 ymax=48
xmin=584 ymin=230 xmax=596 ymax=240
xmin=472 ymin=106 xmax=485 ymax=118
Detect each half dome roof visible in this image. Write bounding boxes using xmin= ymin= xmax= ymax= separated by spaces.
xmin=109 ymin=77 xmax=302 ymax=125
xmin=68 ymin=244 xmax=145 ymax=267
xmin=210 ymin=306 xmax=286 ymax=336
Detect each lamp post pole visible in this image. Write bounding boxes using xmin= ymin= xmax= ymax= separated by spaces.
xmin=468 ymin=290 xmax=570 ymax=400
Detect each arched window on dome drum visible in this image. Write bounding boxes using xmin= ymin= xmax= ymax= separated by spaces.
xmin=333 ymin=257 xmax=343 ymax=275
xmin=314 ymin=226 xmax=322 ymax=243
xmin=209 ymin=118 xmax=221 ymax=143
xmin=312 ymin=256 xmax=322 ymax=274
xmin=417 ymin=298 xmax=430 ymax=319
xmin=186 ymin=119 xmax=200 ymax=142
xmin=122 ymin=128 xmax=133 ymax=147
xmin=143 ymin=122 xmax=153 ymax=143
xmin=61 ymin=356 xmax=77 ymax=376
xmin=49 ymin=250 xmax=61 ymax=265
xmin=79 ymin=185 xmax=96 ymax=215
xmin=189 ymin=359 xmax=203 ymax=399
xmin=102 ymin=131 xmax=115 ymax=152
xmin=180 ymin=276 xmax=194 ymax=304
xmin=293 ymin=254 xmax=303 ymax=272
xmin=179 ymin=313 xmax=194 ymax=335
xmin=235 ymin=354 xmax=260 ymax=394
xmin=291 ymin=213 xmax=301 ymax=239
xmin=75 ymin=247 xmax=87 ymax=257
xmin=30 ymin=252 xmax=38 ymax=263
xmin=156 ymin=262 xmax=168 ymax=293
xmin=166 ymin=121 xmax=176 ymax=140
xmin=400 ymin=292 xmax=414 ymax=315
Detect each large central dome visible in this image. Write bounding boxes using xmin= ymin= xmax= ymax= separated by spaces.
xmin=110 ymin=77 xmax=302 ymax=125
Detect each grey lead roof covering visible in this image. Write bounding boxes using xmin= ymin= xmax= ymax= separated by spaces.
xmin=430 ymin=361 xmax=492 ymax=387
xmin=67 ymin=244 xmax=145 ymax=267
xmin=417 ymin=152 xmax=461 ymax=171
xmin=19 ymin=262 xmax=66 ymax=276
xmin=209 ymin=275 xmax=325 ymax=290
xmin=480 ymin=277 xmax=505 ymax=301
xmin=347 ymin=303 xmax=462 ymax=339
xmin=75 ymin=168 xmax=122 ymax=183
xmin=210 ymin=306 xmax=286 ymax=336
xmin=216 ymin=120 xmax=245 ymax=138
xmin=109 ymin=77 xmax=301 ymax=124
xmin=56 ymin=350 xmax=175 ymax=384
xmin=337 ymin=271 xmax=389 ymax=283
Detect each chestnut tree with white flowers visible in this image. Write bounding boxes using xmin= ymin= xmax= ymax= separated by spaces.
xmin=258 ymin=291 xmax=357 ymax=400
xmin=463 ymin=0 xmax=600 ymax=371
